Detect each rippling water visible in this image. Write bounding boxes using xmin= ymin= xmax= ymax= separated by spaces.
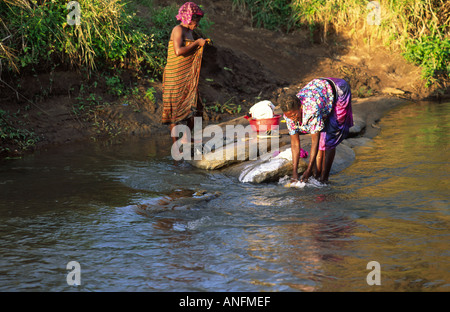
xmin=0 ymin=101 xmax=448 ymax=291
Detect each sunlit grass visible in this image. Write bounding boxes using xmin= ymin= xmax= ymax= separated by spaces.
xmin=232 ymin=0 xmax=449 ymax=90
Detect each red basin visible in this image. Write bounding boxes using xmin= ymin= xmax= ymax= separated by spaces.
xmin=244 ymin=114 xmax=281 ymax=133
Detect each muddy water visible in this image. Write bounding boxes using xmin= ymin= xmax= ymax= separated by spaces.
xmin=0 ymin=101 xmax=448 ymax=292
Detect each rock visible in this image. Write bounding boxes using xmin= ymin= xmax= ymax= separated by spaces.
xmin=236 ymin=145 xmax=308 ymax=183
xmin=341 ymin=137 xmax=373 ymax=148
xmin=187 ymin=135 xmax=285 ymax=170
xmin=329 ymin=143 xmax=355 ymax=174
xmin=223 ymin=139 xmax=355 ymax=183
xmin=349 ymin=116 xmax=366 ymax=136
xmin=133 ymin=189 xmax=221 ymax=215
xmin=382 ymin=87 xmax=405 ymax=95
xmin=188 ymin=120 xmax=291 ymax=170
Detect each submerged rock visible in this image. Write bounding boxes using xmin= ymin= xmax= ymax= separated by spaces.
xmin=133 ymin=189 xmax=221 ymax=215
xmin=235 ymin=145 xmax=307 ymax=183
xmin=341 ymin=137 xmax=373 ymax=148
xmin=225 ymin=142 xmax=355 ymax=183
xmin=349 ymin=116 xmax=366 ymax=136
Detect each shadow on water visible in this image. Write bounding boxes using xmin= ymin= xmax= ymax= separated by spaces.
xmin=0 ymin=101 xmax=449 ymax=291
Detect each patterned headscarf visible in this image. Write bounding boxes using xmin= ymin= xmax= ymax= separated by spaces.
xmin=176 ymin=2 xmax=204 ymax=25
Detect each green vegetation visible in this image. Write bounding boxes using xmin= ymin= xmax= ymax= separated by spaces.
xmin=0 ymin=0 xmax=177 ymax=76
xmin=0 ymin=0 xmax=212 ymax=155
xmin=404 ymin=34 xmax=450 ymax=87
xmin=232 ymin=0 xmax=298 ymax=32
xmin=205 ymin=98 xmax=242 ymax=115
xmin=0 ymin=108 xmax=37 ymax=156
xmin=0 ymin=0 xmax=212 ymax=76
xmin=0 ymin=0 xmax=447 ymax=156
xmin=232 ymin=0 xmax=449 ymax=90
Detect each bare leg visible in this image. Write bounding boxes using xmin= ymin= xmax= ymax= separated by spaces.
xmin=170 ymin=122 xmax=191 ymax=145
xmin=320 ymin=148 xmax=336 ymax=183
xmin=314 ymin=150 xmax=325 ymax=179
xmin=301 ymin=132 xmax=320 ymax=182
xmin=290 ymin=133 xmax=301 ymax=181
xmin=187 ymin=116 xmax=194 ymax=133
xmin=179 ymin=116 xmax=197 ymax=144
xmin=169 ymin=124 xmax=177 ymax=144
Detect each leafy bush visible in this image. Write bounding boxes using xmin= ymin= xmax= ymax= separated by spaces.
xmin=404 ymin=34 xmax=450 ymax=87
xmin=232 ymin=0 xmax=297 ymax=32
xmin=232 ymin=0 xmax=449 ymax=89
xmin=0 ymin=0 xmax=181 ymax=78
xmin=0 ymin=108 xmax=38 ymax=155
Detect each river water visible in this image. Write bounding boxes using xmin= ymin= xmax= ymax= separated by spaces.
xmin=0 ymin=101 xmax=448 ymax=292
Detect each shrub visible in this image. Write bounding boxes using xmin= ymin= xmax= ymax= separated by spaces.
xmin=0 ymin=0 xmax=182 ymax=78
xmin=232 ymin=0 xmax=450 ymax=89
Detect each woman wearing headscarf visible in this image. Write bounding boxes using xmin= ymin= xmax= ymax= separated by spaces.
xmin=279 ymin=77 xmax=354 ymax=183
xmin=161 ymin=2 xmax=208 ymax=144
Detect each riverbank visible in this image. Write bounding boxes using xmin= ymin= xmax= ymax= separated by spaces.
xmin=0 ymin=0 xmax=444 ymax=160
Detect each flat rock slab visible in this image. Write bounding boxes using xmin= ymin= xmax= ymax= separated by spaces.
xmin=222 ymin=139 xmax=354 ymax=183
xmin=233 ymin=144 xmax=308 ymax=183
xmin=187 ymin=130 xmax=291 ymax=170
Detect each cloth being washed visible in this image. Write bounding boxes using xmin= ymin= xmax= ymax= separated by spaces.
xmin=249 ymin=100 xmax=275 ymax=119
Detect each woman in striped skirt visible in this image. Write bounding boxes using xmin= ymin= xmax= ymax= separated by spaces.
xmin=161 ymin=2 xmax=208 ymax=144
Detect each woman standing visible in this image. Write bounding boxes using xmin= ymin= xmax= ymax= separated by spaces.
xmin=161 ymin=2 xmax=208 ymax=143
xmin=279 ymin=78 xmax=353 ymax=183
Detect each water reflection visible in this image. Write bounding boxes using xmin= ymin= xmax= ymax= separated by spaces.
xmin=247 ymin=214 xmax=358 ymax=291
xmin=0 ymin=102 xmax=448 ymax=291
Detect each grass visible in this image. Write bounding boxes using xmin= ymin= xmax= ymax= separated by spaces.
xmin=0 ymin=107 xmax=38 ymax=156
xmin=0 ymin=0 xmax=213 ymax=76
xmin=205 ymin=98 xmax=242 ymax=115
xmin=1 ymin=0 xmax=447 ymax=155
xmin=0 ymin=0 xmax=165 ymax=77
xmin=232 ymin=0 xmax=450 ymax=90
xmin=0 ymin=0 xmax=213 ymax=154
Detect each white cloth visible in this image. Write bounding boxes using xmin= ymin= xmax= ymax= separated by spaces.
xmin=249 ymin=100 xmax=275 ymax=119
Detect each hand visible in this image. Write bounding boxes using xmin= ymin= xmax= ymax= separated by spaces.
xmin=197 ymin=38 xmax=207 ymax=47
xmin=301 ymin=168 xmax=312 ymax=182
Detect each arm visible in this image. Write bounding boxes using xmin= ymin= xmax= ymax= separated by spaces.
xmin=301 ymin=132 xmax=320 ymax=182
xmin=290 ymin=133 xmax=301 ymax=181
xmin=172 ymin=26 xmax=206 ymax=57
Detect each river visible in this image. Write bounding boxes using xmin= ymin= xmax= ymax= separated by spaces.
xmin=0 ymin=100 xmax=448 ymax=291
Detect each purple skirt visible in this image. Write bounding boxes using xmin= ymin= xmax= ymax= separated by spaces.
xmin=319 ymin=78 xmax=353 ymax=151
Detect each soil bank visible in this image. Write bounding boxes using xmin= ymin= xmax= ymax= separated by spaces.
xmin=0 ymin=0 xmax=441 ymax=159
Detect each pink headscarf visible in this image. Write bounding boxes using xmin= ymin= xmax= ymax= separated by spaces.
xmin=176 ymin=2 xmax=204 ymax=25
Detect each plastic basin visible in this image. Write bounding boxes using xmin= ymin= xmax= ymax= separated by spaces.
xmin=244 ymin=114 xmax=281 ymax=133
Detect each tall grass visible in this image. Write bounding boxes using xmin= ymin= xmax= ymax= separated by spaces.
xmin=0 ymin=0 xmax=186 ymax=155
xmin=232 ymin=0 xmax=298 ymax=32
xmin=0 ymin=0 xmax=181 ymax=78
xmin=232 ymin=0 xmax=450 ymax=89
